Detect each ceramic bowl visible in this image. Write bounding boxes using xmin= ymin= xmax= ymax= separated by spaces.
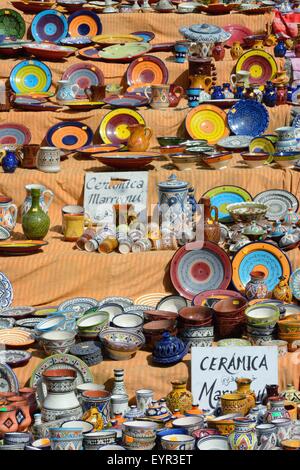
xmin=227 ymin=202 xmax=268 ymax=222
xmin=178 ymin=306 xmax=213 ymax=325
xmin=142 ymin=320 xmax=177 ymax=349
xmin=272 ymin=151 xmax=300 ymax=168
xmin=111 ymin=313 xmax=144 ymax=330
xmin=241 ymin=152 xmax=270 ymax=168
xmin=197 ymin=435 xmax=229 ymax=450
xmin=35 ymin=314 xmax=66 ymax=337
xmin=160 ymin=145 xmax=186 ymax=155
xmin=161 ymin=434 xmax=195 ymax=450
xmin=207 ymin=414 xmax=237 ymax=436
xmin=157 ymin=428 xmax=189 ymax=439
xmin=122 ymin=434 xmax=156 ymax=450
xmin=213 ymin=298 xmax=248 ymax=318
xmin=99 ymin=444 xmax=126 ymax=450
xmin=181 ymin=336 xmax=213 ymax=350
xmin=179 ymin=325 xmax=214 ymax=338
xmin=157 ymin=137 xmax=186 ymax=147
xmin=39 ymin=330 xmax=76 ymax=355
xmin=76 ymin=383 xmax=106 ymax=398
xmin=156 ymin=295 xmax=187 ymax=313
xmin=122 ymin=420 xmax=158 ymax=438
xmin=3 ymin=432 xmax=32 ymax=446
xmin=31 ymin=438 xmax=51 ymax=450
xmin=171 ymin=416 xmax=204 ymax=435
xmin=220 ymin=393 xmax=248 ymax=416
xmin=83 ymin=430 xmax=117 ymax=450
xmin=217 ymin=338 xmax=251 ymax=347
xmin=144 ymin=309 xmax=178 ymax=322
xmin=95 ymin=303 xmax=123 ymax=322
xmin=61 ymin=420 xmax=94 ymax=434
xmin=281 ymin=439 xmax=300 ymax=450
xmin=248 ymin=334 xmax=274 ymax=345
xmin=168 ymin=154 xmax=199 ymax=171
xmin=77 ymin=311 xmax=110 ymax=338
xmin=245 ymin=303 xmax=280 ymax=326
xmin=99 ymin=328 xmax=145 ymax=360
xmin=278 ymin=314 xmax=300 ymax=334
xmin=202 ymin=152 xmax=232 ymax=170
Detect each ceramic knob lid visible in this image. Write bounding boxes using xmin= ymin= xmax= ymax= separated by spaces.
xmin=158 ymin=174 xmax=188 ymax=190
xmin=180 ymin=23 xmax=231 ymax=43
xmin=153 ymin=331 xmax=186 ymax=359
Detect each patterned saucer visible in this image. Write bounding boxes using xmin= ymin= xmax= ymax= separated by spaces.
xmin=253 ymin=189 xmax=298 ymax=221
xmin=0 ymin=306 xmax=35 ymax=319
xmin=58 ymin=297 xmax=98 ymax=317
xmin=217 ymin=135 xmax=252 ymax=149
xmin=0 ymin=350 xmax=32 ymax=368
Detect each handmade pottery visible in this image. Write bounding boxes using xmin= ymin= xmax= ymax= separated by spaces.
xmin=256 ymin=423 xmax=277 ymax=449
xmin=112 ymin=368 xmax=127 ymax=396
xmin=161 ymin=434 xmax=195 ymax=450
xmin=212 ymin=42 xmax=225 ymax=61
xmin=56 ymin=79 xmax=80 ymax=104
xmin=122 ymin=420 xmax=158 ymax=450
xmin=136 ymin=389 xmax=153 ymax=414
xmin=3 ymin=431 xmax=32 ymax=447
xmin=83 ymin=430 xmax=117 ymax=450
xmin=99 ymin=328 xmax=145 ymax=360
xmin=77 ymin=311 xmax=109 ymax=339
xmin=0 ymin=146 xmax=23 ymax=173
xmin=49 ymin=427 xmax=83 ymax=451
xmin=245 ymin=271 xmax=268 ymax=300
xmin=152 ymin=332 xmax=187 ymax=365
xmin=0 ymin=196 xmax=18 ymax=232
xmin=197 ymin=435 xmax=229 ymax=450
xmin=221 ymin=393 xmax=248 ymax=416
xmin=172 ymin=416 xmax=204 ymax=435
xmin=127 ymin=124 xmax=152 ymax=152
xmin=22 ymin=188 xmax=50 ymax=240
xmin=168 ymin=85 xmax=184 ymax=108
xmin=39 ymin=331 xmax=76 ymax=356
xmin=230 ymin=41 xmax=243 ymax=60
xmin=166 ymin=379 xmax=193 ymax=414
xmin=158 ymin=174 xmax=189 ymax=227
xmin=0 ymin=405 xmax=18 ymax=434
xmin=273 ymin=276 xmax=292 ymax=303
xmin=81 ymin=390 xmax=111 ymax=430
xmin=281 ymin=385 xmax=300 ymax=404
xmin=174 ymin=41 xmax=190 ymax=63
xmin=110 ymin=394 xmax=129 ymax=417
xmin=22 ymin=184 xmax=54 ymax=216
xmin=7 ymin=396 xmax=31 ymax=431
xmin=235 ymin=378 xmax=256 ymax=414
xmin=36 ymin=147 xmax=61 ymax=173
xmin=199 ymin=197 xmax=221 ymax=243
xmin=228 ymin=417 xmax=258 ymax=450
xmin=271 ymin=418 xmax=293 ymax=445
xmin=265 ymin=398 xmax=291 ymax=423
xmin=145 ymin=84 xmax=170 ymax=109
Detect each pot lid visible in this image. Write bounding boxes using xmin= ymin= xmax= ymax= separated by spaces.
xmin=180 ymin=23 xmax=231 ymax=43
xmin=158 ymin=174 xmax=188 ymax=190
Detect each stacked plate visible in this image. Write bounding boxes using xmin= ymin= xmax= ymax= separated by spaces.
xmin=245 ymin=303 xmax=280 ymax=345
xmin=177 ymin=306 xmax=214 ymax=350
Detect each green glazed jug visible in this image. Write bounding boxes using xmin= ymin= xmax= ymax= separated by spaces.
xmin=22 ymin=188 xmax=50 ymax=240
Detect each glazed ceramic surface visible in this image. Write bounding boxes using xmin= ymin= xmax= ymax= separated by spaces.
xmin=62 ymin=63 xmax=104 ymax=100
xmin=31 ymin=10 xmax=68 ymax=43
xmin=185 ymin=104 xmax=229 ymax=144
xmin=235 ymin=50 xmax=277 ymax=85
xmin=201 ymin=185 xmax=252 ymax=223
xmin=0 ymin=9 xmax=25 ymax=38
xmin=0 ymin=125 xmax=31 ymax=146
xmin=253 ymin=189 xmax=298 ymax=221
xmin=68 ymin=10 xmax=102 ymax=37
xmin=10 ymin=60 xmax=52 ymax=94
xmin=126 ymin=55 xmax=168 ymax=86
xmin=218 ymin=135 xmax=253 ymax=149
xmin=0 ymin=272 xmax=13 ymax=310
xmin=0 ymin=363 xmax=19 ymax=393
xmin=99 ymin=108 xmax=145 ymax=145
xmin=46 ymin=121 xmax=93 ymax=151
xmin=227 ymin=101 xmax=269 ymax=136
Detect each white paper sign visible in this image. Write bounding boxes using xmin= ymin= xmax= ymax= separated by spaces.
xmin=84 ymin=172 xmax=148 ymax=224
xmin=191 ymin=346 xmax=278 ymax=411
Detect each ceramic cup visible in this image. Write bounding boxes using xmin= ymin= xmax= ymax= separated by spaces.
xmin=174 ymin=41 xmax=190 ymax=63
xmin=21 ymin=144 xmax=40 ymax=169
xmin=145 ymin=84 xmax=170 ymax=110
xmin=186 ymin=88 xmax=201 ymax=107
xmin=230 ymin=71 xmax=250 ymax=88
xmin=61 ymin=205 xmax=91 ymax=234
xmin=136 ymin=389 xmax=154 ymax=413
xmin=84 ymin=85 xmax=106 ymax=102
xmin=110 ymin=394 xmax=129 ymax=417
xmin=63 ymin=214 xmax=85 ymax=242
xmin=37 ymin=147 xmax=61 ymax=173
xmin=76 ymin=228 xmax=96 ymax=250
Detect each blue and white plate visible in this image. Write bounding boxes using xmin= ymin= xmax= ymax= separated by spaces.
xmin=289 ymin=269 xmax=300 ymax=300
xmin=217 ymin=135 xmax=252 ymax=149
xmin=0 ymin=363 xmax=19 ymax=392
xmin=58 ymin=297 xmax=98 ymax=317
xmin=31 ymin=10 xmax=68 ymax=43
xmin=0 ymin=272 xmax=13 ymax=310
xmin=253 ymin=189 xmax=298 ymax=221
xmin=227 ymin=100 xmax=269 ymax=137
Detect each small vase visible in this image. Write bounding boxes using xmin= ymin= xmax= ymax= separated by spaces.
xmin=0 ymin=405 xmax=18 ymax=434
xmin=81 ymin=390 xmax=111 ymax=429
xmin=274 ymin=39 xmax=287 ymax=58
xmin=112 ymin=369 xmax=127 ymax=396
xmin=264 ymin=398 xmax=290 ymax=423
xmin=212 ymin=42 xmax=225 ymax=61
xmin=230 ymin=41 xmax=243 ymax=60
xmin=228 ymin=417 xmax=258 ymax=450
xmin=263 ymin=81 xmax=277 ymax=107
xmin=235 ymin=378 xmax=256 ymax=414
xmin=263 ymin=384 xmax=279 ymax=405
xmin=166 ymin=380 xmax=193 ymax=414
xmin=22 ymin=188 xmax=50 ymax=240
xmin=7 ymin=396 xmax=32 ymax=432
xmin=222 ymin=83 xmax=234 ymax=99
xmin=200 ymin=197 xmax=221 ymax=243
xmin=276 ymin=85 xmax=288 ymax=106
xmin=0 ymin=147 xmax=22 ymax=173
xmin=245 ymin=270 xmax=268 ymax=300
xmin=272 ymin=276 xmax=292 ymax=303
xmin=211 ymin=85 xmax=225 ymax=100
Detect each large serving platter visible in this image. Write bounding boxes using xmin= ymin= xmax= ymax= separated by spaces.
xmin=62 ymin=62 xmax=105 ymax=99
xmin=0 ymin=8 xmax=25 ymax=39
xmin=68 ymin=9 xmax=102 ymax=37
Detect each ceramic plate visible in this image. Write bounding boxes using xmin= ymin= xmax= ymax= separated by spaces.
xmin=24 ymin=43 xmax=76 ymax=60
xmin=68 ymin=10 xmax=102 ymax=37
xmin=98 ymin=43 xmax=152 ymax=62
xmin=223 ymin=24 xmax=253 ymax=47
xmin=201 ymin=185 xmax=252 ymax=223
xmin=92 ymin=34 xmax=143 ymax=46
xmin=0 ymin=306 xmax=35 ymax=319
xmin=99 ymin=108 xmax=145 ymax=145
xmin=0 ymin=350 xmax=31 ymax=368
xmin=0 ymin=328 xmax=35 ymax=348
xmin=15 ymin=318 xmax=41 ymax=329
xmin=78 ymin=46 xmax=104 ymax=60
xmin=0 ymin=123 xmax=31 ymax=145
xmin=217 ymin=135 xmax=252 ymax=149
xmin=62 ymin=62 xmax=104 ymax=99
xmin=31 ymin=10 xmax=68 ymax=43
xmin=126 ymin=55 xmax=168 ymax=86
xmin=232 ymin=241 xmax=291 ymax=292
xmin=46 ymin=121 xmax=93 ymax=150
xmin=235 ymin=50 xmax=277 ymax=86
xmin=11 ymin=1 xmax=56 ymax=14
xmin=30 ymin=353 xmax=93 ymax=407
xmin=0 ymin=363 xmax=19 ymax=393
xmin=289 ymin=269 xmax=300 ymax=300
xmin=0 ymin=9 xmax=25 ymax=39
xmin=192 ymin=289 xmax=245 ymax=306
xmin=185 ymin=105 xmax=229 ymax=144
xmin=98 ymin=296 xmax=133 ymax=308
xmin=103 ymin=94 xmax=149 ymax=108
xmin=253 ymin=189 xmax=299 ymax=221
xmin=10 ymin=59 xmax=52 ymax=94
xmin=64 ymin=101 xmax=104 ymax=110
xmin=134 ymin=293 xmax=167 ymax=307
xmin=249 ymin=136 xmax=276 ymax=154
xmin=58 ymin=297 xmax=98 ymax=317
xmin=78 ymin=144 xmax=122 ymax=154
xmin=95 ymin=151 xmax=160 ymax=169
xmin=131 ymin=31 xmax=155 ymax=42
xmin=170 ymin=242 xmax=232 ymax=300
xmin=33 ymin=306 xmax=58 ymax=317
xmin=227 ymin=101 xmax=269 ymax=136
xmin=0 ymin=318 xmax=15 ymax=329
xmin=0 ymin=272 xmax=13 ymax=310
xmin=0 ymin=240 xmax=48 ymax=255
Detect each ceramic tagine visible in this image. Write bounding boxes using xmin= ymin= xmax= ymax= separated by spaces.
xmin=272 ymin=276 xmax=293 ymax=303
xmin=245 ymin=270 xmax=268 ymax=300
xmin=166 ymin=379 xmax=193 ymax=414
xmin=228 ymin=417 xmax=258 ymax=450
xmin=179 ymin=24 xmax=231 ymax=58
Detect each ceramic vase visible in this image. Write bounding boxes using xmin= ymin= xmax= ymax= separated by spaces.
xmin=263 ymin=81 xmax=277 ymax=107
xmin=112 ymin=369 xmax=127 ymax=396
xmin=22 ymin=184 xmax=54 ymax=216
xmin=7 ymin=396 xmax=31 ymax=431
xmin=263 ymin=384 xmax=279 ymax=405
xmin=211 ymin=42 xmax=225 ymax=61
xmin=271 ymin=418 xmax=293 ymax=445
xmin=0 ymin=196 xmax=18 ymax=232
xmin=235 ymin=378 xmax=256 ymax=414
xmin=245 ymin=270 xmax=268 ymax=300
xmin=81 ymin=390 xmax=111 ymax=430
xmin=0 ymin=147 xmax=22 ymax=173
xmin=230 ymin=41 xmax=243 ymax=60
xmin=272 ymin=276 xmax=293 ymax=303
xmin=228 ymin=418 xmax=258 ymax=450
xmin=22 ymin=188 xmax=50 ymax=240
xmin=264 ymin=398 xmax=290 ymax=423
xmin=274 ymin=39 xmax=287 ymax=58
xmin=200 ymin=197 xmax=221 ymax=243
xmin=49 ymin=427 xmax=83 ymax=450
xmin=256 ymin=423 xmax=277 ymax=450
xmin=0 ymin=406 xmax=18 ymax=434
xmin=211 ymin=85 xmax=225 ymax=100
xmin=166 ymin=380 xmax=193 ymax=414
xmin=281 ymin=384 xmax=300 ymax=404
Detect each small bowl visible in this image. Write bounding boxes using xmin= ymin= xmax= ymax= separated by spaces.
xmin=197 ymin=435 xmax=230 ymax=450
xmin=160 ymin=145 xmax=186 ymax=155
xmin=144 ymin=309 xmax=178 ymax=322
xmin=39 ymin=330 xmax=76 ymax=355
xmin=35 ymin=315 xmax=66 ymax=336
xmin=202 ymin=152 xmax=232 ymax=170
xmin=241 ymin=151 xmax=271 ymax=168
xmin=207 ymin=414 xmax=237 ymax=436
xmin=161 ymin=434 xmax=195 ymax=450
xmin=168 ymin=153 xmax=199 ymax=170
xmin=245 ymin=303 xmax=280 ymax=326
xmin=61 ymin=420 xmax=94 ymax=434
xmin=178 ymin=306 xmax=213 ymax=325
xmin=31 ymin=438 xmax=51 ymax=449
xmin=157 ymin=137 xmax=186 ymax=147
xmin=272 ymin=151 xmax=300 ymax=169
xmin=77 ymin=311 xmax=109 ymax=339
xmin=156 ymin=295 xmax=187 ymax=313
xmin=94 ymin=303 xmax=123 ymax=322
xmin=171 ymin=416 xmax=204 ymax=435
xmin=111 ymin=313 xmax=144 ymax=330
xmin=99 ymin=327 xmax=145 ymax=360
xmin=227 ymin=202 xmax=268 ymax=222
xmin=83 ymin=430 xmax=117 ymax=450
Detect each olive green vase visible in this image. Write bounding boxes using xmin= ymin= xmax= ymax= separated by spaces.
xmin=22 ymin=188 xmax=50 ymax=240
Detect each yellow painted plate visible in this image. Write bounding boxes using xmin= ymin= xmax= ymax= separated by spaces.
xmin=99 ymin=108 xmax=145 ymax=145
xmin=185 ymin=104 xmax=229 ymax=144
xmin=92 ymin=34 xmax=143 ymax=45
xmin=235 ymin=50 xmax=277 ymax=86
xmin=249 ymin=136 xmax=275 ymax=161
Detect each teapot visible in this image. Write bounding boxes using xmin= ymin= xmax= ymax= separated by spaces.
xmin=127 ymin=124 xmax=153 ymax=152
xmin=56 ymin=79 xmax=80 ymax=104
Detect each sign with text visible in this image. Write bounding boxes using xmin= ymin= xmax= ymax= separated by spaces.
xmin=84 ymin=172 xmax=148 ymax=224
xmin=191 ymin=346 xmax=278 ymax=411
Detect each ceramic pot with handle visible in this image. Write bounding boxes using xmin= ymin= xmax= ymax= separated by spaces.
xmin=36 ymin=147 xmax=61 ymax=173
xmin=168 ymin=85 xmax=184 ymax=107
xmin=56 ymin=80 xmax=80 ymax=104
xmin=145 ymin=84 xmax=170 ymax=109
xmin=22 ymin=184 xmax=54 ymax=217
xmin=127 ymin=124 xmax=153 ymax=151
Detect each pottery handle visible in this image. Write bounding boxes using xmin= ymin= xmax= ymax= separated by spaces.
xmin=42 ymin=189 xmax=54 ymax=212
xmin=15 ymin=149 xmax=23 ymax=161
xmin=204 ymin=77 xmax=212 ymax=89
xmin=230 ymin=74 xmax=237 ymax=87
xmin=72 ymin=84 xmax=80 ymax=96
xmin=171 ymin=85 xmax=184 ymax=98
xmin=84 ymin=88 xmax=92 ymax=101
xmin=0 ymin=149 xmax=5 ymax=162
xmin=8 ymin=203 xmax=18 ymax=226
xmin=144 ymin=86 xmax=152 ymax=100
xmin=84 ymin=212 xmax=93 ymax=228
xmin=144 ymin=127 xmax=153 ymax=140
xmin=210 ymin=205 xmax=219 ymax=222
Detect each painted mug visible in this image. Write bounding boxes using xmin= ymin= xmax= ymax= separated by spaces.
xmin=174 ymin=41 xmax=190 ymax=63
xmin=145 ymin=84 xmax=170 ymax=109
xmin=0 ymin=196 xmax=18 ymax=231
xmin=186 ymin=88 xmax=201 ymax=107
xmin=37 ymin=147 xmax=61 ymax=173
xmin=189 ymin=75 xmax=212 ymax=92
xmin=230 ymin=71 xmax=250 ymax=88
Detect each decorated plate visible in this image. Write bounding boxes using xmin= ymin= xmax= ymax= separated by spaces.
xmin=77 ymin=144 xmax=122 ymax=154
xmin=192 ymin=289 xmax=245 ymax=307
xmin=10 ymin=59 xmax=52 ymax=94
xmin=0 ymin=240 xmax=48 ymax=255
xmin=13 ymin=99 xmax=62 ymax=112
xmin=0 ymin=363 xmax=19 ymax=393
xmin=98 ymin=296 xmax=133 ymax=308
xmin=68 ymin=10 xmax=102 ymax=37
xmin=78 ymin=46 xmax=103 ymax=60
xmin=23 ymin=43 xmax=76 ymax=60
xmin=217 ymin=135 xmax=252 ymax=149
xmin=170 ymin=242 xmax=232 ymax=300
xmin=131 ymin=31 xmax=155 ymax=42
xmin=98 ymin=43 xmax=152 ymax=62
xmin=227 ymin=100 xmax=269 ymax=136
xmin=33 ymin=306 xmax=58 ymax=317
xmin=31 ymin=10 xmax=68 ymax=43
xmin=15 ymin=318 xmax=41 ymax=329
xmin=126 ymin=55 xmax=168 ymax=86
xmin=0 ymin=350 xmax=31 ymax=368
xmin=249 ymin=136 xmax=276 ymax=154
xmin=0 ymin=328 xmax=35 ymax=348
xmin=92 ymin=34 xmax=143 ymax=46
xmin=62 ymin=62 xmax=104 ymax=100
xmin=94 ymin=151 xmax=160 ymax=169
xmin=223 ymin=24 xmax=253 ymax=47
xmin=134 ymin=293 xmax=167 ymax=307
xmin=0 ymin=9 xmax=25 ymax=39
xmin=185 ymin=104 xmax=229 ymax=144
xmin=58 ymin=297 xmax=98 ymax=317
xmin=30 ymin=353 xmax=93 ymax=406
xmin=0 ymin=272 xmax=13 ymax=310
xmin=0 ymin=306 xmax=35 ymax=319
xmin=46 ymin=121 xmax=93 ymax=150
xmin=11 ymin=1 xmax=56 ymax=14
xmin=201 ymin=185 xmax=252 ymax=223
xmin=99 ymin=108 xmax=145 ymax=145
xmin=103 ymin=94 xmax=149 ymax=108
xmin=64 ymin=100 xmax=104 ymax=110
xmin=253 ymin=189 xmax=299 ymax=221
xmin=60 ymin=36 xmax=92 ymax=47
xmin=289 ymin=270 xmax=300 ymax=300
xmin=0 ymin=123 xmax=31 ymax=145
xmin=231 ymin=241 xmax=291 ymax=292
xmin=235 ymin=50 xmax=277 ymax=86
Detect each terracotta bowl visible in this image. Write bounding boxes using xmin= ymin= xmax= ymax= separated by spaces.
xmin=144 ymin=309 xmax=178 ymax=322
xmin=142 ymin=320 xmax=177 ymax=350
xmin=178 ymin=306 xmax=213 ymax=325
xmin=213 ymin=298 xmax=248 ymax=316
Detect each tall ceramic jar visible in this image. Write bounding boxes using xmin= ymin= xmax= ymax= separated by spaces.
xmin=245 ymin=270 xmax=268 ymax=300
xmin=228 ymin=417 xmax=258 ymax=450
xmin=272 ymin=276 xmax=292 ymax=303
xmin=264 ymin=397 xmax=290 ymax=423
xmin=22 ymin=188 xmax=50 ymax=240
xmin=166 ymin=379 xmax=193 ymax=414
xmin=158 ymin=174 xmax=189 ymax=227
xmin=235 ymin=378 xmax=256 ymax=414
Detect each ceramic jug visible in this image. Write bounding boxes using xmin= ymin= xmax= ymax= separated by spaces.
xmin=230 ymin=71 xmax=250 ymax=89
xmin=263 ymin=81 xmax=277 ymax=107
xmin=272 ymin=276 xmax=292 ymax=303
xmin=166 ymin=379 xmax=193 ymax=413
xmin=22 ymin=184 xmax=54 ymax=216
xmin=22 ymin=188 xmax=50 ymax=240
xmin=145 ymin=84 xmax=170 ymax=109
xmin=200 ymin=197 xmax=220 ymax=243
xmin=274 ymin=39 xmax=287 ymax=58
xmin=56 ymin=79 xmax=80 ymax=104
xmin=245 ymin=270 xmax=268 ymax=300
xmin=211 ymin=85 xmax=225 ymax=100
xmin=127 ymin=124 xmax=153 ymax=151
xmin=235 ymin=378 xmax=256 ymax=414
xmin=228 ymin=418 xmax=258 ymax=450
xmin=0 ymin=145 xmax=23 ymax=173
xmin=0 ymin=196 xmax=18 ymax=231
xmin=189 ymin=75 xmax=212 ymax=92
xmin=211 ymin=42 xmax=225 ymax=61
xmin=21 ymin=144 xmax=40 ymax=169
xmin=168 ymin=84 xmax=184 ymax=108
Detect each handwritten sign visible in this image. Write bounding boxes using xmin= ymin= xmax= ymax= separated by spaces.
xmin=191 ymin=346 xmax=278 ymax=411
xmin=84 ymin=172 xmax=148 ymax=224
